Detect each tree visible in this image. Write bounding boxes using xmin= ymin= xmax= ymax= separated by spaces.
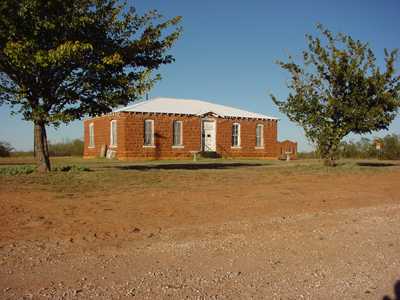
xmin=0 ymin=0 xmax=182 ymax=172
xmin=0 ymin=141 xmax=14 ymax=157
xmin=271 ymin=24 xmax=400 ymax=166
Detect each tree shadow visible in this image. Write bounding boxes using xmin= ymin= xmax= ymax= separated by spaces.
xmin=356 ymin=162 xmax=397 ymax=167
xmin=383 ymin=280 xmax=400 ymax=300
xmin=114 ymin=162 xmax=264 ymax=171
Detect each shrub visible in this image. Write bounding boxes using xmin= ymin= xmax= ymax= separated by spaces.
xmin=0 ymin=165 xmax=36 ymax=175
xmin=0 ymin=141 xmax=14 ymax=157
xmin=48 ymin=139 xmax=84 ymax=157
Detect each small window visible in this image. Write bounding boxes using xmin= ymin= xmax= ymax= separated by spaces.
xmin=232 ymin=123 xmax=240 ymax=147
xmin=256 ymin=124 xmax=264 ymax=148
xmin=173 ymin=120 xmax=183 ymax=146
xmin=144 ymin=119 xmax=154 ymax=146
xmin=110 ymin=120 xmax=117 ymax=147
xmin=89 ymin=123 xmax=95 ymax=148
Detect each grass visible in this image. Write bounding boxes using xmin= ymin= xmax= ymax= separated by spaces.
xmin=0 ymin=156 xmax=398 ymax=195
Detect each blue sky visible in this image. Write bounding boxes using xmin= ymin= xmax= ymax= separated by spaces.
xmin=1 ymin=0 xmax=399 ymax=151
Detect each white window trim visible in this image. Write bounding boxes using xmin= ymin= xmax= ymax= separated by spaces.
xmin=143 ymin=119 xmax=155 ymax=147
xmin=255 ymin=124 xmax=264 ymax=149
xmin=88 ymin=122 xmax=95 ymax=148
xmin=172 ymin=120 xmax=184 ymax=148
xmin=231 ymin=123 xmax=241 ymax=148
xmin=110 ymin=120 xmax=117 ymax=148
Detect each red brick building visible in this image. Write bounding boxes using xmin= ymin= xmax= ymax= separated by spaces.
xmin=277 ymin=140 xmax=298 ymax=160
xmin=83 ymin=97 xmax=295 ymax=160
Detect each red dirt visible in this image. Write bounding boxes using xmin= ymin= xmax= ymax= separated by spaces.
xmin=0 ymin=166 xmax=400 ymax=299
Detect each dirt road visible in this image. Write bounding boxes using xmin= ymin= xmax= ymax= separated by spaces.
xmin=0 ymin=162 xmax=399 ymax=299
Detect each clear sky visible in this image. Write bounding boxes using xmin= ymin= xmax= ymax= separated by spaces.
xmin=1 ymin=0 xmax=399 ymax=151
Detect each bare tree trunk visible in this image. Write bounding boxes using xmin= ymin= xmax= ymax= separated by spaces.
xmin=34 ymin=121 xmax=51 ymax=172
xmin=323 ymin=155 xmax=337 ymax=167
xmin=33 ymin=126 xmax=36 ymax=158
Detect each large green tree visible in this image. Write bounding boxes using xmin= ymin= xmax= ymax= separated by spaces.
xmin=271 ymin=24 xmax=400 ymax=166
xmin=0 ymin=0 xmax=181 ymax=171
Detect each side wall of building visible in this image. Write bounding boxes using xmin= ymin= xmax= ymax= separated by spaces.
xmin=216 ymin=118 xmax=278 ymax=158
xmin=277 ymin=140 xmax=298 ymax=160
xmin=84 ymin=113 xmax=279 ymax=159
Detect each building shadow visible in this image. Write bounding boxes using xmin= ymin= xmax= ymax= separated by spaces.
xmin=115 ymin=162 xmax=264 ymax=171
xmin=383 ymin=280 xmax=400 ymax=300
xmin=356 ymin=162 xmax=397 ymax=167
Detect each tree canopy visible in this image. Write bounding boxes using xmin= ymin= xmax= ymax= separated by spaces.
xmin=271 ymin=24 xmax=400 ymax=165
xmin=0 ymin=0 xmax=182 ymax=171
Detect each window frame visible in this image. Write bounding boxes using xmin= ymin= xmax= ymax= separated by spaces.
xmin=255 ymin=123 xmax=264 ymax=149
xmin=172 ymin=120 xmax=184 ymax=148
xmin=143 ymin=119 xmax=155 ymax=147
xmin=88 ymin=122 xmax=95 ymax=148
xmin=110 ymin=120 xmax=117 ymax=148
xmin=231 ymin=122 xmax=241 ymax=148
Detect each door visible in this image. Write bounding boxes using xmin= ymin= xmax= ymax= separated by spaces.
xmin=202 ymin=120 xmax=216 ymax=152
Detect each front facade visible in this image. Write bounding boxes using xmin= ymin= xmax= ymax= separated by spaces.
xmin=83 ymin=97 xmax=282 ymax=160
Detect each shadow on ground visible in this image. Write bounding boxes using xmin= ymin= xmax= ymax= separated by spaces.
xmin=114 ymin=162 xmax=265 ymax=171
xmin=383 ymin=280 xmax=400 ymax=300
xmin=357 ymin=162 xmax=398 ymax=167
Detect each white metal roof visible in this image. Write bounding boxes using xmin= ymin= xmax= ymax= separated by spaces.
xmin=114 ymin=97 xmax=277 ymax=120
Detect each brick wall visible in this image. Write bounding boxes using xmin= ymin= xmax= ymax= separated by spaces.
xmin=277 ymin=140 xmax=298 ymax=160
xmin=216 ymin=118 xmax=278 ymax=158
xmin=84 ymin=113 xmax=279 ymax=160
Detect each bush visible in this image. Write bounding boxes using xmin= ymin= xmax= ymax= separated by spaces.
xmin=0 ymin=165 xmax=36 ymax=175
xmin=48 ymin=139 xmax=84 ymax=156
xmin=338 ymin=134 xmax=400 ymax=160
xmin=297 ymin=151 xmax=318 ymax=159
xmin=0 ymin=141 xmax=14 ymax=157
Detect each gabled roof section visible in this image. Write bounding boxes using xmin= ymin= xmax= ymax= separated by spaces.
xmin=114 ymin=97 xmax=277 ymax=120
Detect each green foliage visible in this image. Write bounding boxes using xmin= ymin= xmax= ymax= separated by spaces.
xmin=0 ymin=165 xmax=36 ymax=175
xmin=48 ymin=139 xmax=84 ymax=157
xmin=337 ymin=134 xmax=400 ymax=160
xmin=338 ymin=137 xmax=377 ymax=159
xmin=0 ymin=0 xmax=182 ymax=171
xmin=0 ymin=141 xmax=13 ymax=157
xmin=0 ymin=0 xmax=182 ymax=124
xmin=271 ymin=24 xmax=400 ymax=165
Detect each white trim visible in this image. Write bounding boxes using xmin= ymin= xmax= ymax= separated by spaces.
xmin=144 ymin=119 xmax=155 ymax=146
xmin=202 ymin=119 xmax=217 ymax=152
xmin=88 ymin=122 xmax=95 ymax=148
xmin=232 ymin=122 xmax=241 ymax=148
xmin=110 ymin=120 xmax=117 ymax=147
xmin=172 ymin=145 xmax=185 ymax=149
xmin=172 ymin=120 xmax=183 ymax=147
xmin=255 ymin=123 xmax=264 ymax=148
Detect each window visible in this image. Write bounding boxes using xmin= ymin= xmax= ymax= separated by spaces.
xmin=256 ymin=124 xmax=264 ymax=148
xmin=173 ymin=120 xmax=183 ymax=146
xmin=88 ymin=123 xmax=95 ymax=148
xmin=110 ymin=120 xmax=117 ymax=147
xmin=232 ymin=123 xmax=240 ymax=147
xmin=144 ymin=119 xmax=154 ymax=146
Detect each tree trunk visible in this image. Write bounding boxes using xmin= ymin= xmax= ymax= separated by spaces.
xmin=33 ymin=126 xmax=36 ymax=158
xmin=34 ymin=121 xmax=51 ymax=172
xmin=324 ymin=156 xmax=337 ymax=167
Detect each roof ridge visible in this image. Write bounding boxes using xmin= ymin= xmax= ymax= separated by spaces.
xmin=113 ymin=97 xmax=278 ymax=120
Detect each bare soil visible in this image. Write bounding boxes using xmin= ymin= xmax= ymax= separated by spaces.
xmin=0 ymin=159 xmax=399 ymax=299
